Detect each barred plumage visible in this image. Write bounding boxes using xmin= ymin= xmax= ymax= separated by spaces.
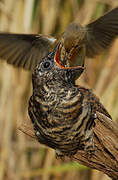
xmin=28 ymin=47 xmax=112 ymax=157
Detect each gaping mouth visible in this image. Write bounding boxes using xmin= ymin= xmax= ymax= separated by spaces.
xmin=54 ymin=43 xmax=85 ymax=71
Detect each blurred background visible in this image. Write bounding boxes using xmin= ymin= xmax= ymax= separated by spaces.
xmin=0 ymin=0 xmax=118 ymax=179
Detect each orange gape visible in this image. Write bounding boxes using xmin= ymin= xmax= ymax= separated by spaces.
xmin=54 ymin=43 xmax=65 ymax=69
xmin=54 ymin=43 xmax=84 ymax=71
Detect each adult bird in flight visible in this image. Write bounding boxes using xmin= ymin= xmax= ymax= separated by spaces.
xmin=0 ymin=7 xmax=118 ymax=70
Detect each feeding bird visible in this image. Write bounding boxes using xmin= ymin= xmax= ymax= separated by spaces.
xmin=0 ymin=7 xmax=118 ymax=69
xmin=0 ymin=7 xmax=116 ymax=157
xmin=28 ymin=43 xmax=112 ymax=157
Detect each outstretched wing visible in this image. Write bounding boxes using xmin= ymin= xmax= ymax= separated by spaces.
xmin=86 ymin=7 xmax=118 ymax=57
xmin=0 ymin=33 xmax=56 ymax=70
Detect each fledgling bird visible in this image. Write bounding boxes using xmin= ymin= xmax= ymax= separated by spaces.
xmin=28 ymin=44 xmax=112 ymax=157
xmin=0 ymin=7 xmax=118 ymax=69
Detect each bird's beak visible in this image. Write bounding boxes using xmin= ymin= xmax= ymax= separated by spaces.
xmin=54 ymin=43 xmax=85 ymax=71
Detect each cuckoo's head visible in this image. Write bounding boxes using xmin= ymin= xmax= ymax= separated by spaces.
xmin=32 ymin=43 xmax=84 ymax=89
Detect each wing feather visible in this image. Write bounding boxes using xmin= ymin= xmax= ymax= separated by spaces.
xmin=86 ymin=7 xmax=118 ymax=57
xmin=0 ymin=33 xmax=56 ymax=70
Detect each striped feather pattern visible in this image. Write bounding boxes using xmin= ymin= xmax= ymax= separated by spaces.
xmin=28 ymin=81 xmax=112 ymax=156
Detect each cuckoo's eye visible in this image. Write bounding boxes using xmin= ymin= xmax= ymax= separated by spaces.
xmin=41 ymin=60 xmax=53 ymax=70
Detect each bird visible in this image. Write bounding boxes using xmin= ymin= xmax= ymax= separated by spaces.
xmin=28 ymin=43 xmax=112 ymax=157
xmin=0 ymin=7 xmax=115 ymax=157
xmin=0 ymin=7 xmax=118 ymax=70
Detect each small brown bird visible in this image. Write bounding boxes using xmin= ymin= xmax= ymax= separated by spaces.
xmin=0 ymin=7 xmax=118 ymax=69
xmin=28 ymin=44 xmax=112 ymax=157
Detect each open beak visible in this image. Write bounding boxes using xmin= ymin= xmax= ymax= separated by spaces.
xmin=54 ymin=43 xmax=85 ymax=71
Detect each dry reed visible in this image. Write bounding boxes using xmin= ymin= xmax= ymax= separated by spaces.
xmin=0 ymin=0 xmax=117 ymax=179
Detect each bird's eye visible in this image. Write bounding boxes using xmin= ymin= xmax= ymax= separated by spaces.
xmin=42 ymin=60 xmax=52 ymax=70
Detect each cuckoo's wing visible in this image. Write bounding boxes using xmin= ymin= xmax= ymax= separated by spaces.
xmin=78 ymin=86 xmax=112 ymax=120
xmin=0 ymin=33 xmax=56 ymax=70
xmin=86 ymin=7 xmax=118 ymax=57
